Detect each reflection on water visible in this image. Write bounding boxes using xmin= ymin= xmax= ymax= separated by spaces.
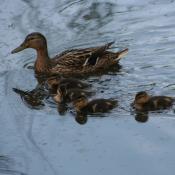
xmin=1 ymin=0 xmax=175 ymax=175
xmin=0 ymin=155 xmax=26 ymax=175
xmin=68 ymin=2 xmax=115 ymax=33
xmin=135 ymin=112 xmax=149 ymax=123
xmin=134 ymin=109 xmax=175 ymax=123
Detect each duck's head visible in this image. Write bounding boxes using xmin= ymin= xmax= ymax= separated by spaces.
xmin=134 ymin=91 xmax=150 ymax=105
xmin=11 ymin=32 xmax=47 ymax=54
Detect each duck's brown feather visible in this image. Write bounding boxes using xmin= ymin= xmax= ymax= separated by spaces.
xmin=52 ymin=42 xmax=114 ymax=66
xmin=49 ymin=42 xmax=126 ymax=75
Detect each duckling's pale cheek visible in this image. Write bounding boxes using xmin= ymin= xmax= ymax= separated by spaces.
xmin=135 ymin=98 xmax=147 ymax=104
xmin=53 ymin=95 xmax=62 ymax=103
xmin=134 ymin=103 xmax=143 ymax=110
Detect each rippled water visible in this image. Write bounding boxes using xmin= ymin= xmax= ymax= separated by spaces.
xmin=1 ymin=0 xmax=175 ymax=174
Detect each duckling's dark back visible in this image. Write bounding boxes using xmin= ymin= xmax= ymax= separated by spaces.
xmin=63 ymin=88 xmax=94 ymax=102
xmin=83 ymin=99 xmax=118 ymax=113
xmin=59 ymin=78 xmax=90 ymax=89
xmin=48 ymin=78 xmax=90 ymax=94
xmin=148 ymin=96 xmax=174 ymax=110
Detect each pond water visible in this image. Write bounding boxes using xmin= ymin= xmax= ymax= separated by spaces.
xmin=0 ymin=0 xmax=175 ymax=175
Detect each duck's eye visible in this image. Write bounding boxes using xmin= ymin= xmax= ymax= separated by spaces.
xmin=27 ymin=37 xmax=35 ymax=41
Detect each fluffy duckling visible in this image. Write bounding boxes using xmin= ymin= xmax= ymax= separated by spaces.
xmin=53 ymin=85 xmax=94 ymax=103
xmin=13 ymin=88 xmax=46 ymax=108
xmin=73 ymin=96 xmax=118 ymax=114
xmin=133 ymin=91 xmax=174 ymax=111
xmin=46 ymin=77 xmax=90 ymax=94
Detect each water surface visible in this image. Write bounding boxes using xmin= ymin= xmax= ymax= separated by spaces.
xmin=0 ymin=0 xmax=175 ymax=175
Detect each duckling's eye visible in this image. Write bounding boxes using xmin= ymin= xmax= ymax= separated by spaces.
xmin=136 ymin=95 xmax=144 ymax=100
xmin=138 ymin=95 xmax=143 ymax=98
xmin=138 ymin=94 xmax=147 ymax=99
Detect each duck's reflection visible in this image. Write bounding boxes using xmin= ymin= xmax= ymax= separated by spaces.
xmin=134 ymin=112 xmax=149 ymax=123
xmin=57 ymin=102 xmax=68 ymax=115
xmin=75 ymin=113 xmax=88 ymax=125
xmin=0 ymin=155 xmax=26 ymax=175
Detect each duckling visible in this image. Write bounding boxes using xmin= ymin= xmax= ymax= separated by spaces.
xmin=13 ymin=88 xmax=46 ymax=108
xmin=53 ymin=85 xmax=94 ymax=103
xmin=11 ymin=32 xmax=128 ymax=77
xmin=133 ymin=91 xmax=174 ymax=111
xmin=73 ymin=96 xmax=118 ymax=114
xmin=46 ymin=77 xmax=90 ymax=94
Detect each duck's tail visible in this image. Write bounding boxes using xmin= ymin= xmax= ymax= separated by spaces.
xmin=115 ymin=48 xmax=128 ymax=62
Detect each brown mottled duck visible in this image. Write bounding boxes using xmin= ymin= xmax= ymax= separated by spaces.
xmin=11 ymin=32 xmax=128 ymax=77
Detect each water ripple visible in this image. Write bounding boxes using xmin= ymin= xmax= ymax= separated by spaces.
xmin=1 ymin=0 xmax=175 ymax=175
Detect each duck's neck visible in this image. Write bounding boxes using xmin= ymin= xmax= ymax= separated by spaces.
xmin=35 ymin=46 xmax=51 ymax=75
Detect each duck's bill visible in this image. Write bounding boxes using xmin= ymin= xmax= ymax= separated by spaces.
xmin=11 ymin=43 xmax=26 ymax=54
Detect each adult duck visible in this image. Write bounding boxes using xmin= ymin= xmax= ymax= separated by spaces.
xmin=11 ymin=32 xmax=128 ymax=77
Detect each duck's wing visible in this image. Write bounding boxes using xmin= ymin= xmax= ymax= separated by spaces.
xmin=51 ymin=42 xmax=114 ymax=67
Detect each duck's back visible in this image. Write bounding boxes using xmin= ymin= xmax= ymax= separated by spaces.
xmin=50 ymin=42 xmax=122 ymax=75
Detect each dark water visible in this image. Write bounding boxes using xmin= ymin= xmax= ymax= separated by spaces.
xmin=1 ymin=0 xmax=175 ymax=174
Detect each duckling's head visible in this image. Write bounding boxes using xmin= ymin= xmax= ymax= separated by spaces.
xmin=73 ymin=96 xmax=88 ymax=111
xmin=53 ymin=88 xmax=63 ymax=103
xmin=46 ymin=77 xmax=60 ymax=94
xmin=53 ymin=83 xmax=73 ymax=103
xmin=134 ymin=91 xmax=150 ymax=105
xmin=11 ymin=32 xmax=47 ymax=53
